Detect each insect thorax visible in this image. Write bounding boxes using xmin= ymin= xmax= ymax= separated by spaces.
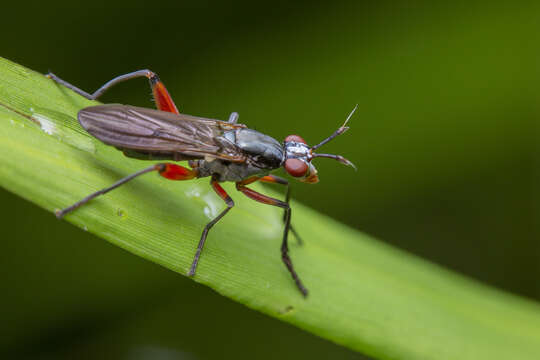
xmin=196 ymin=129 xmax=284 ymax=182
xmin=194 ymin=159 xmax=269 ymax=182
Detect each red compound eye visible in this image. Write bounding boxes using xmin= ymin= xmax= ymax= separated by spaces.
xmin=284 ymin=158 xmax=309 ymax=177
xmin=284 ymin=135 xmax=306 ymax=144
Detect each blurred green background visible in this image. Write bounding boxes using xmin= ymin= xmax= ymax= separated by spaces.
xmin=1 ymin=1 xmax=538 ymax=359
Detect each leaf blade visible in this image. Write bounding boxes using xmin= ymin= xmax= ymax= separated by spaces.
xmin=2 ymin=57 xmax=540 ymax=360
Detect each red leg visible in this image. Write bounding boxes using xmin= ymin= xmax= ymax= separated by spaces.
xmin=259 ymin=175 xmax=288 ymax=185
xmin=258 ymin=175 xmax=303 ymax=245
xmin=188 ymin=175 xmax=235 ymax=276
xmin=236 ymin=180 xmax=308 ymax=297
xmin=158 ymin=163 xmax=197 ymax=180
xmin=47 ymin=69 xmax=180 ymax=114
xmin=148 ymin=72 xmax=180 ymax=114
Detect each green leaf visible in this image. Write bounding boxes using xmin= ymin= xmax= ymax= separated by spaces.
xmin=2 ymin=57 xmax=540 ymax=360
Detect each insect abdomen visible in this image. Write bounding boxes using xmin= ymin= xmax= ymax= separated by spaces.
xmin=120 ymin=149 xmax=194 ymax=161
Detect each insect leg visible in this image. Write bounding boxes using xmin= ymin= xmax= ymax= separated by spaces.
xmin=188 ymin=175 xmax=235 ymax=276
xmin=236 ymin=181 xmax=308 ymax=297
xmin=56 ymin=163 xmax=197 ymax=219
xmin=259 ymin=175 xmax=303 ymax=245
xmin=46 ymin=70 xmax=180 ymax=114
xmin=228 ymin=112 xmax=239 ymax=124
xmin=149 ymin=74 xmax=180 ymax=114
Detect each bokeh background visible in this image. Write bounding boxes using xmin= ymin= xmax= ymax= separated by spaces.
xmin=1 ymin=1 xmax=538 ymax=359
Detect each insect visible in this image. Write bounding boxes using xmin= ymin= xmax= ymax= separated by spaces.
xmin=47 ymin=69 xmax=356 ymax=297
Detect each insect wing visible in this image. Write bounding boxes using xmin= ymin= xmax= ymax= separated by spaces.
xmin=78 ymin=104 xmax=246 ymax=161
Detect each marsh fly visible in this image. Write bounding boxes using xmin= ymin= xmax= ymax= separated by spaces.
xmin=47 ymin=69 xmax=356 ymax=296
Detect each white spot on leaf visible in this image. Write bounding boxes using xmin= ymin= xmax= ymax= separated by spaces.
xmin=33 ymin=113 xmax=56 ymax=135
xmin=202 ymin=192 xmax=221 ymax=219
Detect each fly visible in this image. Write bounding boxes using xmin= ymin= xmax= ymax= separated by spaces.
xmin=47 ymin=69 xmax=356 ymax=297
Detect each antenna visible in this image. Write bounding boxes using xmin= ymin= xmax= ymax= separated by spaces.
xmin=310 ymin=104 xmax=357 ymax=152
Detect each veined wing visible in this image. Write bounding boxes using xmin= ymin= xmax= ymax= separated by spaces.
xmin=78 ymin=104 xmax=247 ymax=162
